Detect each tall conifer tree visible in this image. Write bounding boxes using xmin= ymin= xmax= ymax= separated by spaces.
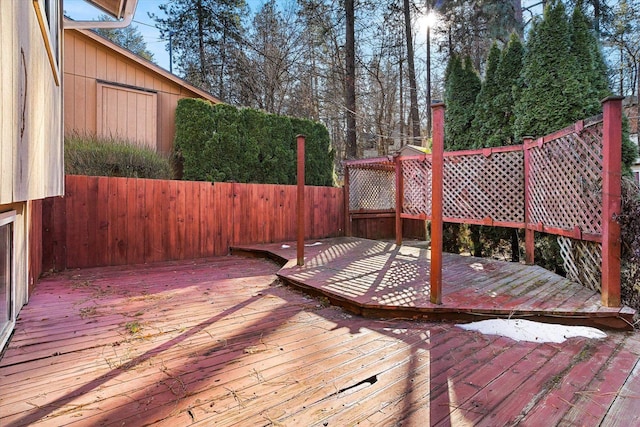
xmin=444 ymin=55 xmax=481 ymax=150
xmin=471 ymin=42 xmax=502 ymax=148
xmin=514 ymin=0 xmax=584 ymax=139
xmin=489 ymin=32 xmax=524 ymax=146
xmin=570 ymin=2 xmax=611 ymax=116
xmin=443 ymin=55 xmax=481 ymax=253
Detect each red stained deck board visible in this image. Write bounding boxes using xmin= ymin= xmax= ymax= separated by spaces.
xmin=315 ymin=326 xmax=500 ymax=426
xmin=2 ymin=251 xmax=639 ymax=426
xmin=13 ymin=310 xmax=360 ymax=426
xmin=397 ymin=334 xmax=525 ymax=425
xmin=366 ymin=333 xmax=509 ymax=425
xmin=211 ymin=333 xmax=428 ymax=427
xmin=603 ymin=335 xmax=640 ymax=426
xmin=518 ymin=335 xmax=628 ymax=425
xmin=472 ymin=339 xmax=586 ymax=426
xmin=342 ymin=331 xmax=508 ymax=425
xmin=559 ymin=334 xmax=640 ymax=425
xmin=152 ymin=330 xmax=400 ymax=426
xmin=236 ymin=237 xmax=634 ymax=328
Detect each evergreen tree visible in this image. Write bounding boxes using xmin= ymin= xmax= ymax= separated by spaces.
xmin=443 ymin=54 xmax=481 ymax=254
xmin=489 ymin=32 xmax=524 ymax=147
xmin=471 ymin=42 xmax=502 ymax=148
xmin=444 ymin=55 xmax=481 ymax=150
xmin=514 ymin=0 xmax=585 ymax=139
xmin=570 ymin=1 xmax=611 ymax=116
xmin=470 ymin=39 xmax=524 ymax=260
xmin=152 ymin=0 xmax=247 ymax=99
xmin=94 ymin=15 xmax=154 ymax=61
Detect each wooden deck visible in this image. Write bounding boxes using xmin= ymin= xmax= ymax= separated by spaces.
xmin=232 ymin=237 xmax=635 ymax=330
xmin=1 ymin=255 xmax=640 ymax=426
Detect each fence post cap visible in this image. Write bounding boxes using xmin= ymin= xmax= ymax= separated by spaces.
xmin=600 ymin=95 xmax=625 ymax=104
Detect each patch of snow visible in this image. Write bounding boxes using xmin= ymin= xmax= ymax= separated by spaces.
xmin=281 ymin=244 xmax=291 ymax=249
xmin=305 ymin=242 xmax=322 ymax=247
xmin=457 ymin=319 xmax=607 ymax=343
xmin=470 ymin=262 xmax=484 ymax=271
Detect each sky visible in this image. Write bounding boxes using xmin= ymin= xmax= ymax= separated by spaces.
xmin=64 ymin=0 xmax=544 ymax=74
xmin=63 ymin=0 xmax=269 ymax=71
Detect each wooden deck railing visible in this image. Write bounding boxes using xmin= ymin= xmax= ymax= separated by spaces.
xmin=42 ymin=176 xmax=344 ymax=270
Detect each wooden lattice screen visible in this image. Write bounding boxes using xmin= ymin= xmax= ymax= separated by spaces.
xmin=443 ymin=148 xmax=524 ymax=226
xmin=400 ymin=148 xmax=525 ymax=226
xmin=525 ymin=117 xmax=604 ymax=238
xmin=402 ymin=156 xmax=432 ymax=217
xmin=344 ymin=98 xmax=623 ymax=306
xmin=558 ymin=237 xmax=602 ymax=292
xmin=346 ymin=162 xmax=396 ymax=211
xmin=525 ymin=117 xmax=606 ymax=291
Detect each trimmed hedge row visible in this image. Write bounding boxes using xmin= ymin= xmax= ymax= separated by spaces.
xmin=65 ymin=133 xmax=175 ymax=179
xmin=174 ymin=99 xmax=335 ymax=186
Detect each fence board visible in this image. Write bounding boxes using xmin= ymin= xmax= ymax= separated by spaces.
xmin=182 ymin=181 xmax=195 ymax=260
xmin=128 ymin=178 xmax=145 ymax=264
xmin=165 ymin=180 xmax=176 ymax=260
xmin=65 ymin=176 xmax=86 ymax=268
xmin=28 ymin=200 xmax=43 ymax=294
xmin=96 ymin=176 xmax=110 ymax=267
xmin=42 ymin=177 xmax=344 ymax=270
xmin=143 ymin=179 xmax=157 ymax=263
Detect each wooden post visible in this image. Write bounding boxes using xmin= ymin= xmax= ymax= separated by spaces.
xmin=297 ymin=135 xmax=306 ymax=266
xmin=523 ymin=136 xmax=535 ymax=265
xmin=430 ymin=102 xmax=445 ymax=304
xmin=344 ymin=164 xmax=351 ymax=237
xmin=601 ymin=96 xmax=623 ymax=307
xmin=395 ymin=154 xmax=403 ymax=246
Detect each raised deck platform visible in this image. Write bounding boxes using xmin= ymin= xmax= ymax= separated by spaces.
xmin=232 ymin=237 xmax=635 ymax=330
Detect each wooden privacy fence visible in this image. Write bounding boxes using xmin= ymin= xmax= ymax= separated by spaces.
xmin=344 ymin=97 xmax=624 ymax=307
xmin=42 ymin=176 xmax=344 ymax=270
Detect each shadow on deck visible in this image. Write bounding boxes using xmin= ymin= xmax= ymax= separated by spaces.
xmin=232 ymin=237 xmax=635 ymax=330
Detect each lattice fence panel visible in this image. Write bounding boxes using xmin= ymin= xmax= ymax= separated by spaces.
xmin=442 ymin=150 xmax=525 ymax=223
xmin=527 ymin=122 xmax=604 ymax=235
xmin=402 ymin=158 xmax=432 ymax=217
xmin=558 ymin=236 xmax=602 ymax=292
xmin=348 ymin=167 xmax=396 ymax=210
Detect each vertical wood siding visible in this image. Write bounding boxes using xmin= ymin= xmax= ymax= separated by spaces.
xmin=0 ymin=2 xmax=63 ymax=204
xmin=63 ymin=30 xmax=212 ymax=154
xmin=42 ymin=176 xmax=345 ymax=270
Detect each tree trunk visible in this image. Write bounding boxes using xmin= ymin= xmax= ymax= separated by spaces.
xmin=511 ymin=229 xmax=520 ymax=262
xmin=403 ymin=0 xmax=421 ymax=144
xmin=592 ymin=0 xmax=600 ymax=34
xmin=512 ymin=0 xmax=524 ymax=36
xmin=399 ymin=39 xmax=405 ymax=147
xmin=345 ymin=0 xmax=357 ymax=159
xmin=197 ymin=0 xmax=207 ymax=87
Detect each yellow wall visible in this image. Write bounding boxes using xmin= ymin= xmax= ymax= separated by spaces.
xmin=0 ymin=1 xmax=64 ymax=205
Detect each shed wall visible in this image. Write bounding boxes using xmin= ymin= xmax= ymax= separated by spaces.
xmin=63 ymin=29 xmax=209 ymax=154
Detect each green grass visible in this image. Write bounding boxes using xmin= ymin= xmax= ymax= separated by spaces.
xmin=65 ymin=133 xmax=175 ymax=179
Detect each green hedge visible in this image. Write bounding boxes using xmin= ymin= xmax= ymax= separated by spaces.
xmin=174 ymin=99 xmax=335 ymax=186
xmin=65 ymin=134 xmax=174 ymax=179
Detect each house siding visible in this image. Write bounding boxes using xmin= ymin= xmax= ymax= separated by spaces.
xmin=0 ymin=1 xmax=64 ymax=205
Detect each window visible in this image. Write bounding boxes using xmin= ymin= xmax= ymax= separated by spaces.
xmin=0 ymin=211 xmax=16 ymax=352
xmin=33 ymin=0 xmax=61 ymax=86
